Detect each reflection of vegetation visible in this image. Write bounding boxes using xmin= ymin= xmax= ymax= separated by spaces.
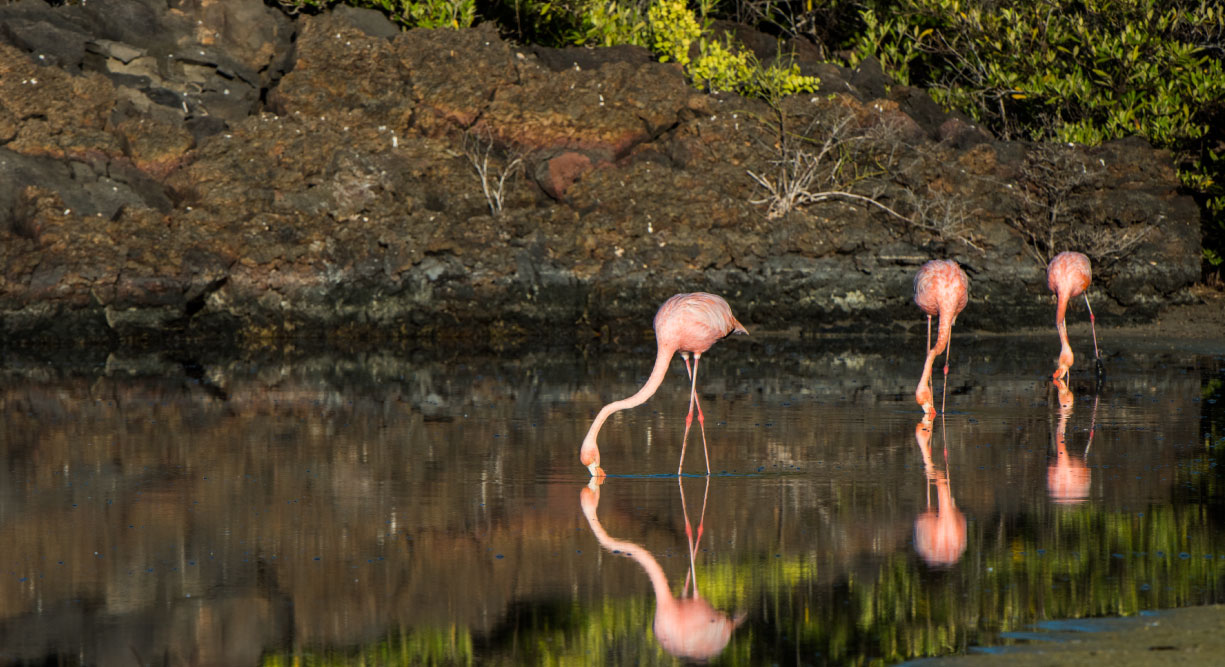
xmin=253 ymin=357 xmax=1225 ymax=665
xmin=744 ymin=504 xmax=1225 ymax=664
xmin=1200 ymin=378 xmax=1222 ymax=401
xmin=262 ymin=499 xmax=1225 ymax=665
xmin=262 ymin=626 xmax=474 ymax=665
xmin=1193 ymin=375 xmax=1225 ymax=496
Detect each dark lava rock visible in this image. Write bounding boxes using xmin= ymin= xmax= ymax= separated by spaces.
xmin=0 ymin=4 xmax=1203 ymax=348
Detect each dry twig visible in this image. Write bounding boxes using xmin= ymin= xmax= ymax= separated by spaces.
xmin=462 ymin=129 xmax=525 ymax=216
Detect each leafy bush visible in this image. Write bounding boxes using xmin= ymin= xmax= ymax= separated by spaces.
xmin=277 ymin=0 xmax=476 ymax=29
xmin=841 ymin=0 xmax=1225 ymax=267
xmin=485 ymin=0 xmax=653 ymax=47
xmin=648 ymin=0 xmax=819 ymax=96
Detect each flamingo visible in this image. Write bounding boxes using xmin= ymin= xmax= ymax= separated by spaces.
xmin=579 ymin=477 xmax=745 ymax=660
xmin=1047 ymin=377 xmax=1098 ymax=504
xmin=913 ymin=414 xmax=967 ymax=567
xmin=580 ymin=292 xmax=748 ymax=477
xmin=1047 ymin=251 xmax=1099 ymax=381
xmin=913 ymin=260 xmax=970 ymax=416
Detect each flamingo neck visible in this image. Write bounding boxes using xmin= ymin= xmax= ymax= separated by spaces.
xmin=580 ymin=343 xmax=676 ymax=471
xmin=916 ymin=310 xmax=954 ymax=411
xmin=930 ymin=308 xmax=955 ymax=358
xmin=1055 ymin=291 xmax=1073 ymax=376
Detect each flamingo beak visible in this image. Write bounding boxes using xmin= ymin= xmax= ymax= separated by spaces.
xmin=588 ymin=462 xmax=605 ymax=478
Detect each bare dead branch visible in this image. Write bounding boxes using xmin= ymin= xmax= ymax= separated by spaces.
xmin=1007 ymin=144 xmax=1155 ymax=267
xmin=746 ymin=104 xmax=985 ymax=253
xmin=462 ymin=129 xmax=525 ymax=217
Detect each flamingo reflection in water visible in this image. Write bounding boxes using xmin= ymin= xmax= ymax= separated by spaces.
xmin=1048 ymin=378 xmax=1099 ymax=504
xmin=913 ymin=415 xmax=967 ymax=567
xmin=580 ymin=477 xmax=745 ymax=660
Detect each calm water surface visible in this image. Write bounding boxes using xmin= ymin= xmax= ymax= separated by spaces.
xmin=1 ymin=335 xmax=1223 ymax=665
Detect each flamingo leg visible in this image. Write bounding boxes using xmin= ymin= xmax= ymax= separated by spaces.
xmin=691 ymin=353 xmax=711 ymax=476
xmin=686 ymin=350 xmax=715 ymax=475
xmin=1084 ymin=293 xmax=1100 ymax=359
xmin=681 ymin=351 xmax=692 ymax=380
xmin=678 ymin=353 xmax=701 ymax=475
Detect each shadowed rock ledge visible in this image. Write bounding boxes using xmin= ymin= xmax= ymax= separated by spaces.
xmin=0 ymin=0 xmax=1202 ymax=348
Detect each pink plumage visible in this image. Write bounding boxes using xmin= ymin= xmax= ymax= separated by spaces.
xmin=914 ymin=260 xmax=969 ymax=319
xmin=1047 ymin=251 xmax=1096 ymax=381
xmin=580 ymin=292 xmax=747 ymax=477
xmin=1047 ymin=251 xmax=1092 ymax=298
xmin=654 ymin=292 xmax=748 ymax=355
xmin=913 ymin=260 xmax=970 ymax=415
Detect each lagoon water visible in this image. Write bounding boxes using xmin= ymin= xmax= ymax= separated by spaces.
xmin=0 ymin=334 xmax=1222 ymax=665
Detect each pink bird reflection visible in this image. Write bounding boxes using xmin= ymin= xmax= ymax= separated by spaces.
xmin=1048 ymin=378 xmax=1098 ymax=504
xmin=913 ymin=415 xmax=967 ymax=567
xmin=580 ymin=477 xmax=745 ymax=661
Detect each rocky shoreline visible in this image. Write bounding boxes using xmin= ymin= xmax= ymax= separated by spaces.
xmin=0 ymin=0 xmax=1205 ymax=348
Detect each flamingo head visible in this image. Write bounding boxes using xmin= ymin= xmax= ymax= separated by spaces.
xmin=1053 ymin=351 xmax=1073 ymax=381
xmin=915 ymin=384 xmax=934 ymax=415
xmin=580 ymin=438 xmax=603 ymax=478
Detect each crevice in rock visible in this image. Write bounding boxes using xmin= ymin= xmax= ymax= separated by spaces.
xmin=183 ymin=277 xmax=230 ymax=321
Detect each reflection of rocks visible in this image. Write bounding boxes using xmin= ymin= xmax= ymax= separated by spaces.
xmin=0 ymin=595 xmax=286 ymax=666
xmin=0 ymin=1 xmax=1202 ymax=345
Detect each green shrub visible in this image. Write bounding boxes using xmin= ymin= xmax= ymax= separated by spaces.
xmin=489 ymin=0 xmax=652 ymax=47
xmin=277 ymin=0 xmax=476 ymax=29
xmin=647 ymin=0 xmax=704 ymax=61
xmin=842 ymin=0 xmax=1225 ymax=267
xmin=648 ymin=0 xmax=820 ymax=97
xmin=570 ymin=0 xmax=651 ymax=45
